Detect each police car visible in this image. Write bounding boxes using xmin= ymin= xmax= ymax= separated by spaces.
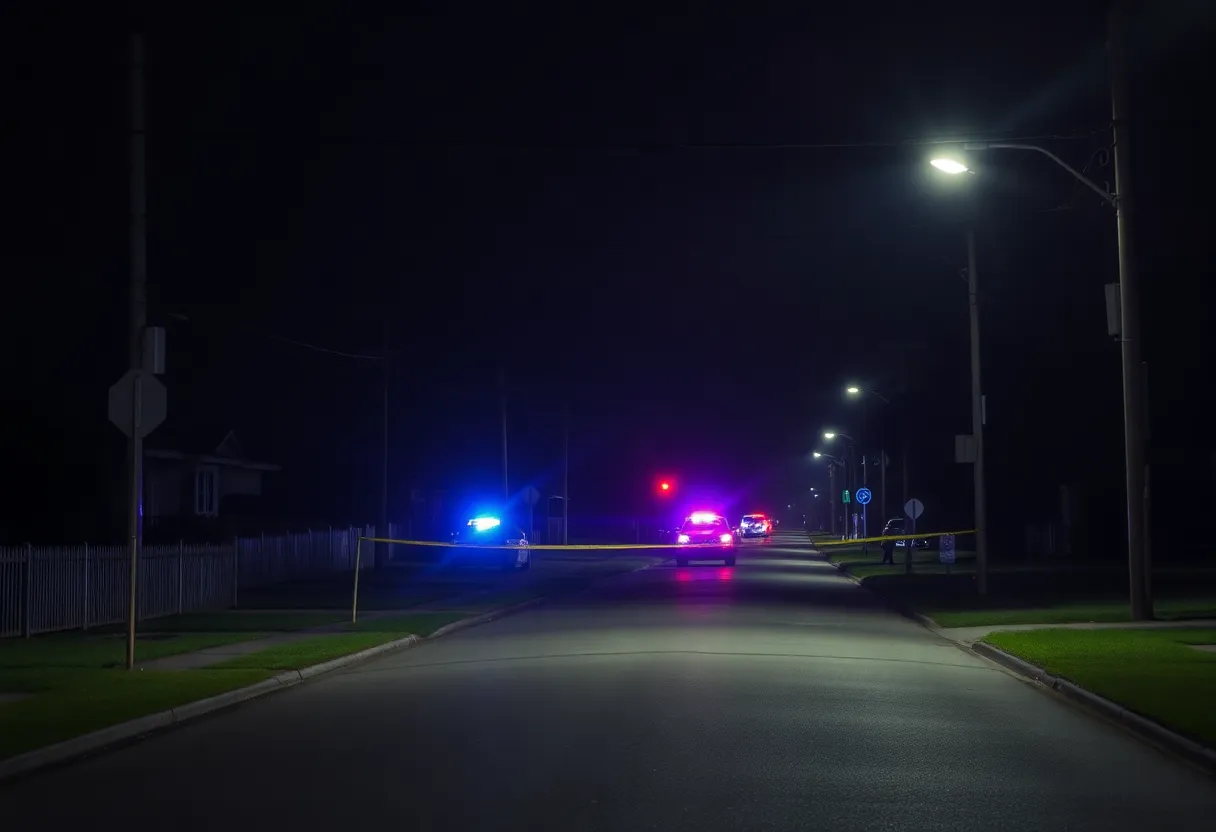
xmin=675 ymin=511 xmax=737 ymax=567
xmin=449 ymin=515 xmax=531 ymax=570
xmin=739 ymin=513 xmax=771 ymax=539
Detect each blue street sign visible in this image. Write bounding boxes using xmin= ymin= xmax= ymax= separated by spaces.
xmin=855 ymin=487 xmax=872 ymax=506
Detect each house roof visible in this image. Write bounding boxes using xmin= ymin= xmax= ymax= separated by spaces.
xmin=146 ymin=427 xmax=280 ymax=472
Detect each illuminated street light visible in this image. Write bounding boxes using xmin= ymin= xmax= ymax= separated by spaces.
xmin=823 ymin=431 xmax=836 ymax=440
xmin=930 ymin=157 xmax=969 ymax=174
xmin=845 ymin=385 xmax=891 ymax=405
xmin=924 ymin=11 xmax=1150 ymax=618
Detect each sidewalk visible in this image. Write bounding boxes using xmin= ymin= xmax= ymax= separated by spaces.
xmin=137 ymin=611 xmax=403 ymax=670
xmin=937 ymin=619 xmax=1216 ymax=645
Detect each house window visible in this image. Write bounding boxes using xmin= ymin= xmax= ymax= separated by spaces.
xmin=195 ymin=467 xmax=219 ymax=517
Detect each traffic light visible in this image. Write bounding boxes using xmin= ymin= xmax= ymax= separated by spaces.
xmin=657 ymin=478 xmax=675 ymax=495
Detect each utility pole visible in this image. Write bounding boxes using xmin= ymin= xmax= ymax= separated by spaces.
xmin=125 ymin=32 xmax=147 ymax=672
xmin=879 ymin=447 xmax=886 ymax=528
xmin=1109 ymin=0 xmax=1150 ymax=620
xmin=499 ymin=368 xmax=509 ymax=502
xmin=378 ymin=320 xmax=389 ymax=568
xmin=903 ymin=440 xmax=913 ymax=574
xmin=967 ymin=227 xmax=989 ymax=596
xmin=563 ymin=400 xmax=570 ymax=545
xmin=828 ymin=465 xmax=836 ymax=537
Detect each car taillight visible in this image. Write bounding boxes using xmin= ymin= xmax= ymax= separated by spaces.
xmin=678 ymin=534 xmax=691 ymax=544
xmin=719 ymin=533 xmax=733 ymax=544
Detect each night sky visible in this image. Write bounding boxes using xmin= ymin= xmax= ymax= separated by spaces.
xmin=6 ymin=4 xmax=1213 ymax=549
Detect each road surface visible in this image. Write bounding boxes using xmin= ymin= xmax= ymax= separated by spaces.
xmin=3 ymin=530 xmax=1214 ymax=829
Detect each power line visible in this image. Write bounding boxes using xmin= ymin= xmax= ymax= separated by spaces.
xmin=250 ymin=326 xmax=384 ymax=361
xmin=57 ymin=123 xmax=1107 ymax=153
xmin=167 ymin=311 xmax=384 ymax=361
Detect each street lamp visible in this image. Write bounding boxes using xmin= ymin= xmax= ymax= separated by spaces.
xmin=919 ymin=6 xmax=1148 ymax=617
xmin=812 ymin=451 xmax=845 ymax=537
xmin=922 ymin=166 xmax=992 ymax=594
xmin=929 ymin=157 xmax=970 ymax=175
xmin=845 ymin=385 xmax=896 ymax=539
xmin=845 ymin=386 xmax=891 ymax=405
xmin=825 ymin=431 xmax=873 ymax=545
xmin=927 ymin=14 xmax=1147 ymax=616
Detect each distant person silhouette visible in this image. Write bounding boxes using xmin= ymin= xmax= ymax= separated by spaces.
xmin=880 ymin=535 xmax=895 ymax=565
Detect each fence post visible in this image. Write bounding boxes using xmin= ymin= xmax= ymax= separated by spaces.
xmin=177 ymin=540 xmax=184 ymax=614
xmin=232 ymin=537 xmax=239 ymax=608
xmin=23 ymin=544 xmax=33 ymax=638
xmin=352 ymin=536 xmax=363 ymax=623
xmin=82 ymin=542 xmax=90 ymax=631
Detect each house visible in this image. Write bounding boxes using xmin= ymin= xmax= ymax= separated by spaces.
xmin=144 ymin=430 xmax=281 ymax=538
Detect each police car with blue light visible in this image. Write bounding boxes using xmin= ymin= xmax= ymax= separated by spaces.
xmin=449 ymin=515 xmax=531 ymax=570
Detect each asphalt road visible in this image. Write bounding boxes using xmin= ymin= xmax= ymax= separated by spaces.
xmin=3 ymin=530 xmax=1215 ymax=830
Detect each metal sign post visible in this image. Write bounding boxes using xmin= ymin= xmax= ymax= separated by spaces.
xmin=939 ymin=533 xmax=956 ymax=574
xmin=855 ymin=487 xmax=872 ymax=555
xmin=904 ymin=498 xmax=924 ymax=575
xmin=523 ymin=486 xmax=541 ymax=542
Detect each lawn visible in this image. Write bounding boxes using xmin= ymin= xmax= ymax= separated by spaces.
xmin=0 ymin=631 xmax=267 ymax=678
xmin=235 ymin=570 xmax=449 ymax=611
xmin=819 ymin=541 xmax=1216 ymax=627
xmin=95 ymin=611 xmax=349 ymax=634
xmin=0 ymin=630 xmax=274 ymax=761
xmin=984 ymin=628 xmax=1216 ymax=748
xmin=213 ymin=612 xmax=469 ymax=670
xmin=931 ymin=599 xmax=1216 ymax=628
xmin=0 ymin=612 xmax=471 ymax=762
xmin=0 ymin=551 xmax=656 ymax=764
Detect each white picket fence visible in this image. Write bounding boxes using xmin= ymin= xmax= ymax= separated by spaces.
xmin=0 ymin=525 xmax=383 ymax=638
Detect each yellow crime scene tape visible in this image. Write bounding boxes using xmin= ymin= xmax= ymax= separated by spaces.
xmin=361 ymin=536 xmax=701 ymax=550
xmin=359 ymin=531 xmax=975 ymax=550
xmin=812 ymin=529 xmax=976 ymax=547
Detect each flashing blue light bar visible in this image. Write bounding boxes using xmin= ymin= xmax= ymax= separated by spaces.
xmin=467 ymin=516 xmax=501 ymax=532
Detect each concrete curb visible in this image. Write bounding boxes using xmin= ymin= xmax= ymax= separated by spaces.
xmin=818 ymin=543 xmax=1216 ymax=774
xmin=430 ymin=597 xmax=547 ymax=638
xmin=0 ymin=599 xmax=548 ymax=783
xmin=822 ymin=557 xmax=943 ymax=632
xmin=972 ymin=641 xmax=1216 ymax=773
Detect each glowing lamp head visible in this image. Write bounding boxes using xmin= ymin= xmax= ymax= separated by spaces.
xmin=930 ymin=158 xmax=969 ymax=175
xmin=823 ymin=432 xmax=836 ymax=440
xmin=660 ymin=482 xmax=670 ymax=491
xmin=813 ymin=452 xmax=823 ymax=458
xmin=846 ymin=386 xmax=860 ymax=395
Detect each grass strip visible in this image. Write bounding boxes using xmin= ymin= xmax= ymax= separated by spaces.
xmin=984 ymin=628 xmax=1216 ymax=747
